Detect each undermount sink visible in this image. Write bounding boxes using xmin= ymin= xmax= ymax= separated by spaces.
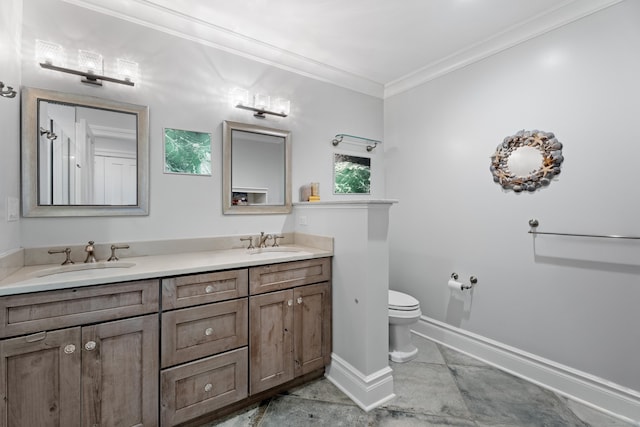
xmin=247 ymin=247 xmax=308 ymax=256
xmin=35 ymin=261 xmax=136 ymax=278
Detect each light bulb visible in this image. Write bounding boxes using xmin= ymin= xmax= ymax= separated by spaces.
xmin=78 ymin=50 xmax=103 ymax=74
xmin=230 ymin=87 xmax=249 ymax=107
xmin=253 ymin=93 xmax=270 ymax=110
xmin=272 ymin=98 xmax=290 ymax=115
xmin=36 ymin=40 xmax=64 ymax=66
xmin=117 ymin=58 xmax=139 ymax=82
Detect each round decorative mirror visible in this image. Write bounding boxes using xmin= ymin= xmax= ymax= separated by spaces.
xmin=490 ymin=130 xmax=563 ymax=192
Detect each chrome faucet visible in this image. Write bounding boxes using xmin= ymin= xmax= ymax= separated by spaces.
xmin=84 ymin=241 xmax=98 ymax=263
xmin=257 ymin=232 xmax=272 ymax=248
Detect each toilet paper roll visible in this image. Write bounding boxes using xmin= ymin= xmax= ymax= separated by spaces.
xmin=448 ymin=279 xmax=464 ymax=291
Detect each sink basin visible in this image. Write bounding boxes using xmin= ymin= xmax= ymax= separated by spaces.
xmin=248 ymin=247 xmax=308 ymax=256
xmin=35 ymin=262 xmax=136 ymax=278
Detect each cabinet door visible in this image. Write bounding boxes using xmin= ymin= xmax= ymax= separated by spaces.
xmin=249 ymin=290 xmax=294 ymax=394
xmin=0 ymin=328 xmax=81 ymax=427
xmin=82 ymin=314 xmax=159 ymax=427
xmin=294 ymin=282 xmax=332 ymax=376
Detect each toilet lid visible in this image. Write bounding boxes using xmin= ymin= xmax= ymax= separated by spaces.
xmin=388 ymin=290 xmax=420 ymax=310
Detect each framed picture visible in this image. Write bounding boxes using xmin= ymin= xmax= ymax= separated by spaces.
xmin=333 ymin=153 xmax=371 ymax=194
xmin=164 ymin=128 xmax=212 ymax=175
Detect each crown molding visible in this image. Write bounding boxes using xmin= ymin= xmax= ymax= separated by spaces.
xmin=60 ymin=0 xmax=384 ymax=98
xmin=384 ymin=0 xmax=625 ymax=98
xmin=62 ymin=0 xmax=623 ymax=100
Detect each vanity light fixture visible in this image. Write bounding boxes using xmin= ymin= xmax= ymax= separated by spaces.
xmin=230 ymin=87 xmax=290 ymax=118
xmin=36 ymin=39 xmax=137 ymax=87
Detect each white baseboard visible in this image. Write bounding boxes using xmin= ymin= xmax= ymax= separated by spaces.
xmin=325 ymin=353 xmax=396 ymax=412
xmin=413 ymin=316 xmax=640 ymax=424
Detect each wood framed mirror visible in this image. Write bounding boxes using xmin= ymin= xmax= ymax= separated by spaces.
xmin=222 ymin=121 xmax=291 ymax=214
xmin=21 ymin=87 xmax=149 ymax=217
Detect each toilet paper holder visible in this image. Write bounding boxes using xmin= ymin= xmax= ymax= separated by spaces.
xmin=451 ymin=272 xmax=477 ymax=290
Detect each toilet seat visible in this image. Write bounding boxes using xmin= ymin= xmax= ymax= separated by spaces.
xmin=388 ymin=290 xmax=421 ymax=363
xmin=388 ymin=290 xmax=420 ymax=311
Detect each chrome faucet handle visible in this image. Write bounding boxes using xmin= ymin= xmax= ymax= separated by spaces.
xmin=107 ymin=244 xmax=130 ymax=261
xmin=84 ymin=241 xmax=97 ymax=263
xmin=48 ymin=248 xmax=74 ymax=265
xmin=240 ymin=237 xmax=254 ymax=250
xmin=271 ymin=235 xmax=284 ymax=247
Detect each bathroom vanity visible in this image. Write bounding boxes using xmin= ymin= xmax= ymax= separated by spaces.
xmin=0 ymin=244 xmax=332 ymax=427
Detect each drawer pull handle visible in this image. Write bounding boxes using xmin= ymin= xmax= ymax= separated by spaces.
xmin=205 ymin=328 xmax=213 ymax=336
xmin=64 ymin=344 xmax=76 ymax=354
xmin=297 ymin=297 xmax=303 ymax=304
xmin=84 ymin=341 xmax=97 ymax=351
xmin=287 ymin=299 xmax=293 ymax=306
xmin=204 ymin=383 xmax=213 ymax=392
xmin=205 ymin=285 xmax=214 ymax=293
xmin=25 ymin=331 xmax=47 ymax=342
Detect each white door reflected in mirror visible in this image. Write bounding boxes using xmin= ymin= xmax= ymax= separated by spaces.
xmin=38 ymin=101 xmax=137 ymax=206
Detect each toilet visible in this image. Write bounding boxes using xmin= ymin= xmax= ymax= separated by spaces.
xmin=388 ymin=290 xmax=421 ymax=363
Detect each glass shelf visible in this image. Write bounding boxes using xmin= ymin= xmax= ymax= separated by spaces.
xmin=331 ymin=134 xmax=382 ymax=151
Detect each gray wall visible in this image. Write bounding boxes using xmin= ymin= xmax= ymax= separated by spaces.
xmin=0 ymin=0 xmax=22 ymax=254
xmin=17 ymin=0 xmax=384 ymax=248
xmin=385 ymin=1 xmax=640 ymax=392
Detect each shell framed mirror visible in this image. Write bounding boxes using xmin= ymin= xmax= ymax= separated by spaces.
xmin=490 ymin=130 xmax=564 ymax=193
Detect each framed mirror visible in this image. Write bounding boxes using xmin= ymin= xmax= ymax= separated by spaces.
xmin=21 ymin=87 xmax=149 ymax=217
xmin=222 ymin=121 xmax=291 ymax=214
xmin=490 ymin=129 xmax=563 ymax=193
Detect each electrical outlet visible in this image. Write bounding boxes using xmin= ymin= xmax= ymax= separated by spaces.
xmin=299 ymin=215 xmax=308 ymax=226
xmin=7 ymin=197 xmax=19 ymax=222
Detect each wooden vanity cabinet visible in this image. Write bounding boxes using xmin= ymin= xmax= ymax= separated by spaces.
xmin=0 ymin=280 xmax=159 ymax=427
xmin=0 ymin=257 xmax=331 ymax=427
xmin=249 ymin=259 xmax=331 ymax=395
xmin=160 ymin=269 xmax=250 ymax=426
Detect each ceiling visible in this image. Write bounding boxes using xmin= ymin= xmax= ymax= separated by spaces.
xmin=64 ymin=0 xmax=622 ymax=98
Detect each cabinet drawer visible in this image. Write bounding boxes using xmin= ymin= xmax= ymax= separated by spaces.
xmin=0 ymin=280 xmax=159 ymax=339
xmin=161 ymin=298 xmax=248 ymax=368
xmin=162 ymin=269 xmax=248 ymax=310
xmin=161 ymin=347 xmax=248 ymax=427
xmin=249 ymin=258 xmax=331 ymax=295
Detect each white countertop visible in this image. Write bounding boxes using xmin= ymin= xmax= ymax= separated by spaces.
xmin=0 ymin=245 xmax=332 ymax=296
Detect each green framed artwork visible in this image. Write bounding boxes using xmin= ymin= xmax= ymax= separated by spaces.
xmin=333 ymin=153 xmax=371 ymax=194
xmin=164 ymin=128 xmax=212 ymax=175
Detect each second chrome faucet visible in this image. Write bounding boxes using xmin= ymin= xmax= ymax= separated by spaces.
xmin=240 ymin=232 xmax=285 ymax=249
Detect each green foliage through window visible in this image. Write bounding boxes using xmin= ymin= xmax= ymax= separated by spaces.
xmin=334 ymin=154 xmax=371 ymax=194
xmin=164 ymin=128 xmax=212 ymax=175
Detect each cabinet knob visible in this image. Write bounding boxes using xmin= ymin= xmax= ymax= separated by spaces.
xmin=205 ymin=327 xmax=214 ymax=336
xmin=204 ymin=383 xmax=213 ymax=392
xmin=64 ymin=344 xmax=76 ymax=354
xmin=205 ymin=285 xmax=214 ymax=294
xmin=287 ymin=299 xmax=293 ymax=306
xmin=84 ymin=341 xmax=97 ymax=351
xmin=297 ymin=297 xmax=303 ymax=304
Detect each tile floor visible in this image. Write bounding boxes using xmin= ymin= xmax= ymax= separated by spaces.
xmin=203 ymin=336 xmax=638 ymax=427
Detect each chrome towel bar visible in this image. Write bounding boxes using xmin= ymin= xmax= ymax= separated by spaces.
xmin=528 ymin=219 xmax=640 ymax=240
